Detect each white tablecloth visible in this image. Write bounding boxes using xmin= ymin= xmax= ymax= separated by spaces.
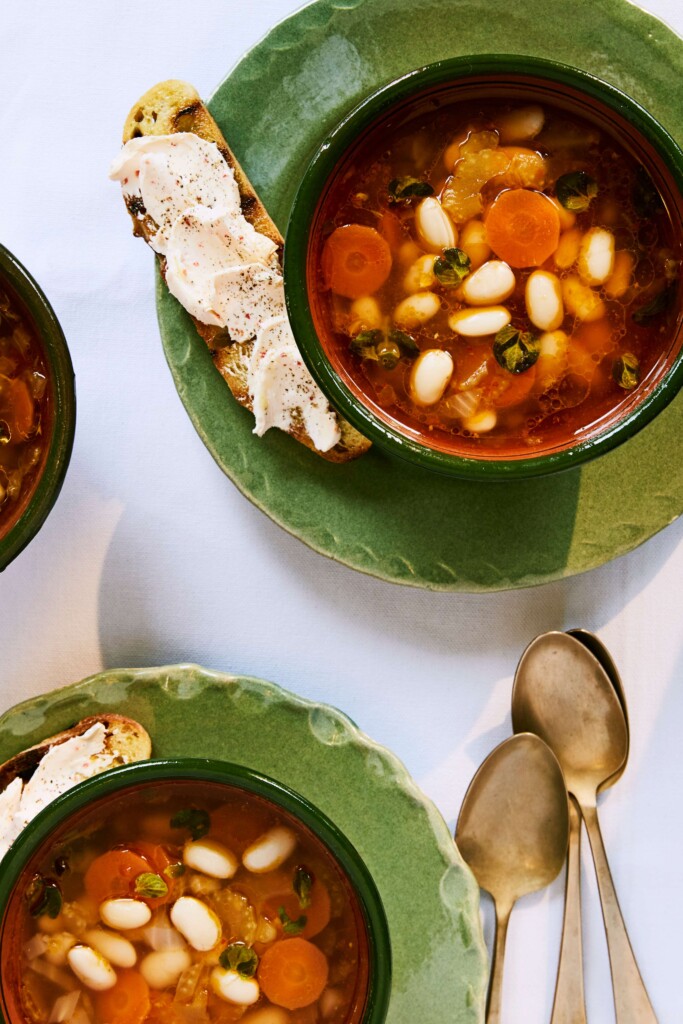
xmin=1 ymin=1 xmax=682 ymax=1020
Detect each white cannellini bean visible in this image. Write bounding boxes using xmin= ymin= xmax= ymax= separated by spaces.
xmin=525 ymin=270 xmax=564 ymax=331
xmin=549 ymin=196 xmax=577 ymax=232
xmin=554 ymin=228 xmax=581 ymax=270
xmin=577 ymin=227 xmax=615 ymax=286
xmin=184 ymin=838 xmax=238 ymax=879
xmin=243 ymin=827 xmax=297 ymax=873
xmin=140 ymin=949 xmax=192 ymax=989
xmin=562 ymin=275 xmax=605 ymax=322
xmin=403 ymin=253 xmax=437 ymax=293
xmin=67 ymin=945 xmax=117 ymax=991
xmin=100 ymin=899 xmax=152 ymax=931
xmin=211 ymin=967 xmax=260 ymax=1006
xmin=320 ymin=988 xmax=345 ymax=1018
xmin=84 ymin=929 xmax=137 ymax=969
xmin=393 ymin=291 xmax=441 ymax=328
xmin=409 ymin=350 xmax=454 ymax=406
xmin=348 ymin=295 xmax=383 ymax=333
xmin=43 ymin=933 xmax=77 ymax=967
xmin=605 ymin=250 xmax=635 ymax=299
xmin=461 ymin=261 xmax=515 ymax=305
xmin=448 ymin=306 xmax=511 ymax=337
xmin=497 ymin=104 xmax=545 ymax=143
xmin=463 ymin=409 xmax=497 ymax=433
xmin=459 ymin=219 xmax=491 ymax=269
xmin=170 ymin=897 xmax=221 ymax=951
xmin=536 ymin=330 xmax=569 ymax=389
xmin=415 ymin=197 xmax=457 ymax=251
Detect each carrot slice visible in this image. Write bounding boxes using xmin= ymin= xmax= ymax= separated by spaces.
xmin=378 ymin=210 xmax=403 ymax=250
xmin=84 ymin=849 xmax=153 ymax=904
xmin=0 ymin=377 xmax=34 ymax=441
xmin=209 ymin=802 xmax=271 ymax=855
xmin=487 ymin=364 xmax=538 ymax=408
xmin=485 ymin=189 xmax=560 ymax=268
xmin=95 ymin=970 xmax=150 ymax=1024
xmin=322 ymin=224 xmax=392 ymax=299
xmin=258 ymin=938 xmax=329 ymax=1010
xmin=262 ymin=877 xmax=332 ymax=939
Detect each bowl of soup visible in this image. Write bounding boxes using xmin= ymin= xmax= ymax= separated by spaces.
xmin=0 ymin=245 xmax=75 ymax=567
xmin=0 ymin=759 xmax=391 ymax=1024
xmin=285 ymin=55 xmax=683 ymax=478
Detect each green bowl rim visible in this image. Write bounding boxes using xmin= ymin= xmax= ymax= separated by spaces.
xmin=0 ymin=757 xmax=392 ymax=1024
xmin=284 ymin=53 xmax=683 ymax=480
xmin=0 ymin=244 xmax=76 ymax=568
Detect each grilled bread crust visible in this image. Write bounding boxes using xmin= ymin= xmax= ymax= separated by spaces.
xmin=0 ymin=714 xmax=152 ymax=792
xmin=121 ymin=80 xmax=370 ymax=463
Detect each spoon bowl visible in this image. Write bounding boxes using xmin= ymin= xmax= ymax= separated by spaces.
xmin=512 ymin=631 xmax=628 ymax=804
xmin=567 ymin=628 xmax=630 ymax=790
xmin=512 ymin=630 xmax=657 ymax=1024
xmin=456 ymin=733 xmax=569 ymax=1023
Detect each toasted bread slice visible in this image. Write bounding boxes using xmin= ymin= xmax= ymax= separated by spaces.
xmin=120 ymin=80 xmax=370 ymax=463
xmin=0 ymin=714 xmax=151 ymax=792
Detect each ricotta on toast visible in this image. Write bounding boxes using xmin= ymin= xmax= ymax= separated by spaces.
xmin=111 ymin=80 xmax=370 ymax=463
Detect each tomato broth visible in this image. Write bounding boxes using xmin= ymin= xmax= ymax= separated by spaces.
xmin=1 ymin=782 xmax=370 ymax=1024
xmin=0 ymin=282 xmax=50 ymax=534
xmin=308 ymin=84 xmax=683 ymax=457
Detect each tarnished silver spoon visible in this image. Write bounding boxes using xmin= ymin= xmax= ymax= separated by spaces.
xmin=512 ymin=631 xmax=656 ymax=1024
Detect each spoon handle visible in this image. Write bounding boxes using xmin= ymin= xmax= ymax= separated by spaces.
xmin=551 ymin=797 xmax=587 ymax=1024
xmin=486 ymin=902 xmax=512 ymax=1024
xmin=581 ymin=802 xmax=658 ymax=1023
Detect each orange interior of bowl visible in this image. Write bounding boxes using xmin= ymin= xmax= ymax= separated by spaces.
xmin=0 ymin=278 xmax=53 ymax=539
xmin=0 ymin=779 xmax=371 ymax=1024
xmin=306 ymin=74 xmax=683 ymax=461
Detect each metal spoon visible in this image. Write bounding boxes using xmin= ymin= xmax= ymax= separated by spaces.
xmin=512 ymin=631 xmax=657 ymax=1024
xmin=456 ymin=733 xmax=569 ymax=1023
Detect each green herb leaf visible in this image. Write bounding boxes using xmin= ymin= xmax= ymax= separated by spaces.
xmin=219 ymin=943 xmax=259 ymax=978
xmin=170 ymin=808 xmax=210 ymax=840
xmin=389 ymin=329 xmax=420 ymax=356
xmin=493 ymin=325 xmax=540 ymax=374
xmin=632 ymin=284 xmax=675 ymax=324
xmin=433 ymin=248 xmax=471 ymax=288
xmin=134 ymin=873 xmax=169 ymax=900
xmin=279 ymin=906 xmax=307 ymax=935
xmin=388 ymin=177 xmax=434 ymax=203
xmin=26 ymin=876 xmax=62 ymax=919
xmin=612 ymin=353 xmax=640 ymax=390
xmin=163 ymin=862 xmax=186 ymax=880
xmin=350 ymin=329 xmax=383 ymax=360
xmin=293 ymin=867 xmax=313 ymax=910
xmin=555 ymin=171 xmax=598 ymax=213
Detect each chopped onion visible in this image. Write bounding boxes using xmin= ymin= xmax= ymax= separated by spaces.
xmin=176 ymin=1006 xmax=209 ymax=1024
xmin=143 ymin=911 xmax=187 ymax=951
xmin=48 ymin=990 xmax=80 ymax=1023
xmin=29 ymin=959 xmax=74 ymax=990
xmin=23 ymin=934 xmax=49 ymax=961
xmin=70 ymin=1009 xmax=92 ymax=1024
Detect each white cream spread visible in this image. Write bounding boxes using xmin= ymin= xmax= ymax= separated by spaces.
xmin=0 ymin=724 xmax=119 ymax=861
xmin=110 ymin=133 xmax=341 ymax=451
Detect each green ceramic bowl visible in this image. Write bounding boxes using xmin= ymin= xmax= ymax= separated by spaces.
xmin=0 ymin=246 xmax=75 ymax=568
xmin=0 ymin=758 xmax=391 ymax=1024
xmin=285 ymin=54 xmax=683 ymax=480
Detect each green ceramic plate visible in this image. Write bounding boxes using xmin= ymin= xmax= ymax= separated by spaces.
xmin=156 ymin=0 xmax=683 ymax=591
xmin=0 ymin=666 xmax=488 ymax=1024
